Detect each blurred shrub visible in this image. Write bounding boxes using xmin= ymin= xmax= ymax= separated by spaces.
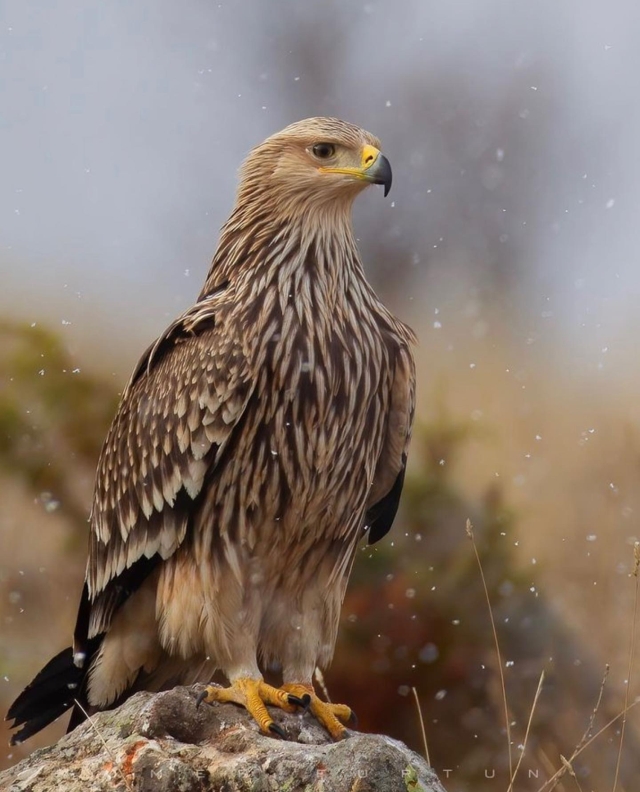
xmin=0 ymin=320 xmax=118 ymax=543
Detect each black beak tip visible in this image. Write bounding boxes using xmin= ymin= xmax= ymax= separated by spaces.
xmin=373 ymin=153 xmax=392 ymax=197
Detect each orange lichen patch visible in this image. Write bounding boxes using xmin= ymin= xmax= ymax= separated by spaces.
xmin=121 ymin=739 xmax=146 ymax=778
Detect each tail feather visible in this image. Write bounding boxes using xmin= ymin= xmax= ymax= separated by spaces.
xmin=7 ymin=557 xmax=163 ymax=744
xmin=6 ymin=647 xmax=82 ymax=745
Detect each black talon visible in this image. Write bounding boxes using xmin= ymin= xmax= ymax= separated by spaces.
xmin=195 ymin=689 xmax=209 ymax=709
xmin=268 ymin=721 xmax=286 ymax=739
xmin=286 ymin=693 xmax=307 ymax=708
xmin=347 ymin=708 xmax=358 ymax=728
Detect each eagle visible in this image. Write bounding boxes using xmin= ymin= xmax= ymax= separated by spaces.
xmin=7 ymin=117 xmax=416 ymax=744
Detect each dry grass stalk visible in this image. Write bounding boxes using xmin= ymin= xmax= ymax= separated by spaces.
xmin=536 ymin=698 xmax=640 ymax=792
xmin=541 ymin=661 xmax=610 ymax=792
xmin=559 ymin=754 xmax=584 ymax=792
xmin=537 ymin=749 xmax=568 ymax=792
xmin=507 ymin=670 xmax=545 ymax=792
xmin=582 ymin=664 xmax=609 ymax=748
xmin=73 ymin=698 xmax=133 ymax=792
xmin=612 ymin=541 xmax=640 ymax=792
xmin=411 ymin=686 xmax=430 ymax=766
xmin=466 ymin=517 xmax=514 ymax=780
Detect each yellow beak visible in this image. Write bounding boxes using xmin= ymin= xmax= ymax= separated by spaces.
xmin=320 ymin=144 xmax=393 ymax=196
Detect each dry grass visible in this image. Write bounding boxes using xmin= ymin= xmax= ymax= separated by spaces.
xmin=411 ymin=686 xmax=430 ymax=767
xmin=466 ymin=518 xmax=513 ymax=780
xmin=465 ymin=517 xmax=640 ymax=792
xmin=612 ymin=541 xmax=640 ymax=792
xmin=508 ymin=671 xmax=545 ymax=792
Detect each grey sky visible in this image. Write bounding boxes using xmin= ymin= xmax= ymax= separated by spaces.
xmin=2 ymin=0 xmax=639 ymax=373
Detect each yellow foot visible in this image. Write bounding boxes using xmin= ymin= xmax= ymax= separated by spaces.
xmin=196 ymin=678 xmax=306 ymax=738
xmin=281 ymin=682 xmax=355 ymax=740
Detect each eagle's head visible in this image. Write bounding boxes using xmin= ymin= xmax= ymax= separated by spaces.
xmin=237 ymin=117 xmax=392 ymax=214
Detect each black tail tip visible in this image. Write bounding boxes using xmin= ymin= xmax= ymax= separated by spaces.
xmin=6 ymin=646 xmax=81 ymax=744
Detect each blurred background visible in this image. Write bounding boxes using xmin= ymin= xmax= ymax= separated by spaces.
xmin=2 ymin=1 xmax=640 ymax=789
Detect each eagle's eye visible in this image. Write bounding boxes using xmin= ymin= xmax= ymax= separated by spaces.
xmin=311 ymin=143 xmax=336 ymax=160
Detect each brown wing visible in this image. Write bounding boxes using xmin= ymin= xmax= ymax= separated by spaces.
xmin=82 ymin=287 xmax=253 ymax=639
xmin=366 ymin=341 xmax=415 ymax=544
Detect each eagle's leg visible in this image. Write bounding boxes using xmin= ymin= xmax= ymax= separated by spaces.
xmin=196 ymin=678 xmax=304 ymax=737
xmin=281 ymin=682 xmax=355 ymax=740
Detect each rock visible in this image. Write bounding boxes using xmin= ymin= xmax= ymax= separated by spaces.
xmin=1 ymin=686 xmax=445 ymax=792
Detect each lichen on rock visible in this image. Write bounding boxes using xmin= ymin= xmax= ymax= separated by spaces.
xmin=1 ymin=686 xmax=445 ymax=792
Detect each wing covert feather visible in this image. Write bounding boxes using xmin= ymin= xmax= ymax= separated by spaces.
xmin=87 ymin=295 xmax=253 ymax=598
